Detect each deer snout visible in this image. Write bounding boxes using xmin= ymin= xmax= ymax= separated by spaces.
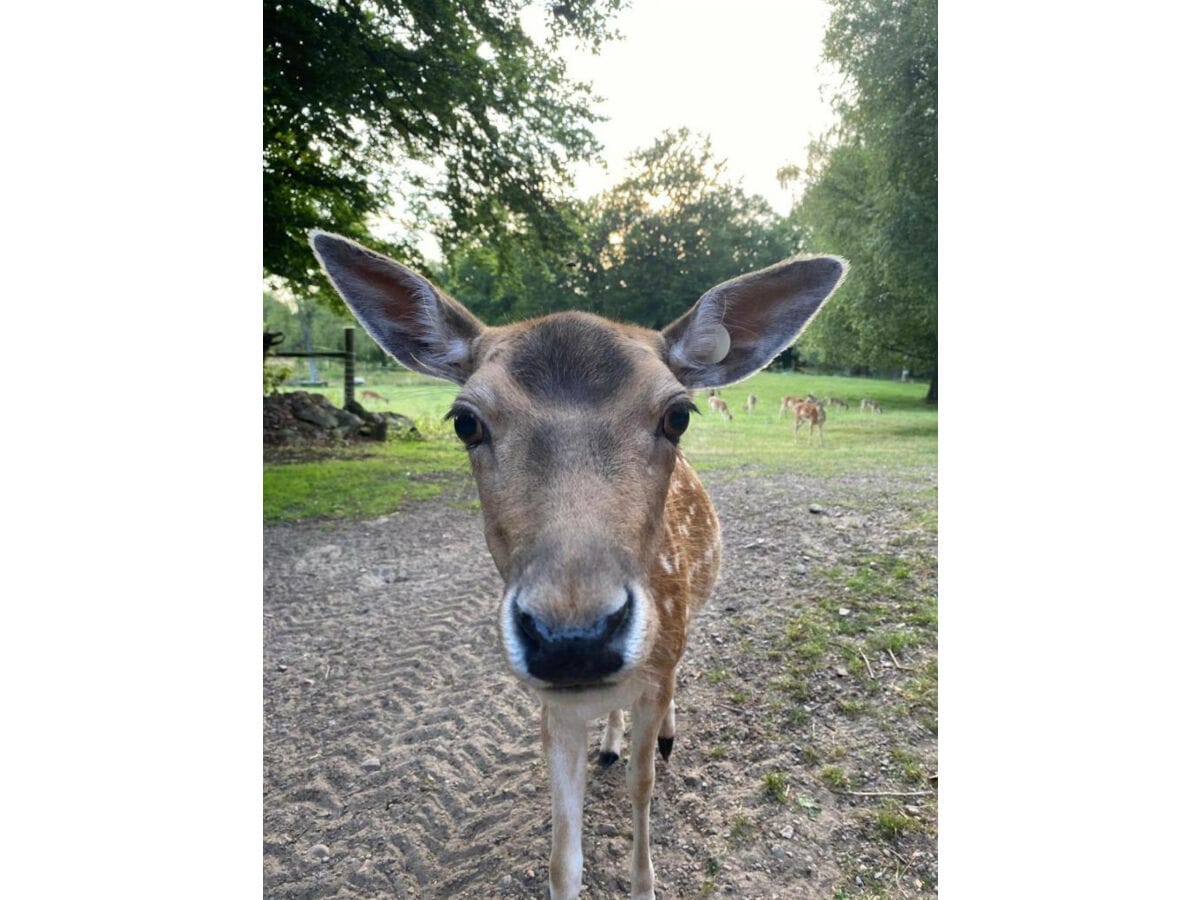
xmin=503 ymin=587 xmax=641 ymax=687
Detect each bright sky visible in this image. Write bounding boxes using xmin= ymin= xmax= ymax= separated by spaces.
xmin=384 ymin=0 xmax=841 ymax=256
xmin=548 ymin=0 xmax=840 ymax=214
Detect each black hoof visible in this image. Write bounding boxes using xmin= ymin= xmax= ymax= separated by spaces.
xmin=598 ymin=750 xmax=619 ymax=768
xmin=657 ymin=736 xmax=674 ymax=762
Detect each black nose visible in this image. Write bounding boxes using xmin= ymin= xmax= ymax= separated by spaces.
xmin=513 ymin=590 xmax=634 ymax=685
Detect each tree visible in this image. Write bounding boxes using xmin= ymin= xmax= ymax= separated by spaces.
xmin=578 ymin=129 xmax=794 ymax=329
xmin=264 ymin=0 xmax=625 ymax=303
xmin=436 ymin=130 xmax=794 ymax=332
xmin=437 ymin=199 xmax=593 ymax=323
xmin=787 ymin=0 xmax=937 ymax=400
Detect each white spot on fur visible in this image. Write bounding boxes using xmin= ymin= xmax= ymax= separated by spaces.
xmin=659 ymin=553 xmax=675 ymax=574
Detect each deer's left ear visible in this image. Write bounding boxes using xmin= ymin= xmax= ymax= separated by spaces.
xmin=661 ymin=256 xmax=847 ymax=389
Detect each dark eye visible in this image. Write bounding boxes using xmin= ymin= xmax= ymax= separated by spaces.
xmin=661 ymin=405 xmax=692 ymax=443
xmin=452 ymin=411 xmax=486 ymax=447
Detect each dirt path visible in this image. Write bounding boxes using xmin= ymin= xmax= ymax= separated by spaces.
xmin=264 ymin=469 xmax=938 ymax=898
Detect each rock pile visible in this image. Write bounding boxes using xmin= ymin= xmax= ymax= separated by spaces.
xmin=264 ymin=391 xmax=419 ymax=446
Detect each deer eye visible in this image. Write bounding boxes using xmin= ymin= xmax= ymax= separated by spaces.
xmin=452 ymin=410 xmax=487 ymax=448
xmin=661 ymin=404 xmax=693 ymax=443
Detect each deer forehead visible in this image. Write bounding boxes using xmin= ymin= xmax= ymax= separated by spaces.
xmin=463 ymin=312 xmax=685 ymax=423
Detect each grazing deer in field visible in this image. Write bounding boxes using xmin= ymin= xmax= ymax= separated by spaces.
xmin=793 ymin=399 xmax=826 ymax=445
xmin=707 ymin=395 xmax=734 ymax=421
xmin=360 ymin=389 xmax=389 ymax=403
xmin=861 ymin=397 xmax=882 ymax=413
xmin=825 ymin=396 xmax=848 ymax=411
xmin=779 ymin=394 xmax=816 ymax=417
xmin=310 ymin=232 xmax=845 ymax=900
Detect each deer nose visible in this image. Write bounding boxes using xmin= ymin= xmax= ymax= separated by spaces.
xmin=511 ymin=589 xmax=635 ymax=686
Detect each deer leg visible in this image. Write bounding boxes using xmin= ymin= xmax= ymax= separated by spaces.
xmin=542 ymin=704 xmax=588 ymax=900
xmin=657 ymin=697 xmax=676 ymax=762
xmin=628 ymin=683 xmax=673 ymax=900
xmin=599 ymin=708 xmax=624 ymax=767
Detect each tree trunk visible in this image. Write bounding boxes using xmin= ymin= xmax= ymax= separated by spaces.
xmin=925 ymin=368 xmax=937 ymax=404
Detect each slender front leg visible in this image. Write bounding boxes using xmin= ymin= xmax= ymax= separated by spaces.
xmin=657 ymin=698 xmax=676 ymax=762
xmin=600 ymin=708 xmax=624 ymax=767
xmin=627 ymin=680 xmax=674 ymax=900
xmin=542 ymin=704 xmax=588 ymax=900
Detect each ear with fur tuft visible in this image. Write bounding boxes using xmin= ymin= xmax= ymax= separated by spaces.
xmin=309 ymin=231 xmax=485 ymax=384
xmin=661 ymin=255 xmax=847 ymax=389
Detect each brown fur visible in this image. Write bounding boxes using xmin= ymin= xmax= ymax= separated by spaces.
xmin=707 ymin=395 xmax=733 ymax=421
xmin=793 ymin=399 xmax=826 ymax=444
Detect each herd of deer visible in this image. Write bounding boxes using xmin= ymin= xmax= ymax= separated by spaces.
xmin=702 ymin=388 xmax=881 ymax=446
xmin=310 ymin=231 xmax=852 ymax=900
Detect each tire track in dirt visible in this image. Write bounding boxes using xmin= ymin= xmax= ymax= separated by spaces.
xmin=265 ymin=494 xmax=554 ymax=897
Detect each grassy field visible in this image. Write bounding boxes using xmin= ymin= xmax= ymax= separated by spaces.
xmin=264 ymin=368 xmax=936 ymax=523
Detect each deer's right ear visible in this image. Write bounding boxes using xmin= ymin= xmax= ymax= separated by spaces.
xmin=310 ymin=231 xmax=484 ymax=384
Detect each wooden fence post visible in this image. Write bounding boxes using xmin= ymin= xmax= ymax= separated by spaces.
xmin=343 ymin=326 xmax=355 ymax=408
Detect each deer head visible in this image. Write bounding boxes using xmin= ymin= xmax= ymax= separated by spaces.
xmin=309 ymin=232 xmax=845 ymax=693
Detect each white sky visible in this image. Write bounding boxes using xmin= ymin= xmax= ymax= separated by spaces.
xmin=387 ymin=0 xmax=841 ymax=254
xmin=548 ymin=0 xmax=841 ymax=214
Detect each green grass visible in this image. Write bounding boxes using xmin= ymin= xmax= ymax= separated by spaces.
xmin=265 ymin=368 xmax=935 ymax=522
xmin=681 ymin=372 xmax=936 ymax=477
xmin=727 ymin=814 xmax=756 ymax=845
xmin=762 ymin=771 xmax=790 ymax=804
xmin=263 ymin=436 xmax=469 ymax=523
xmin=875 ymin=805 xmax=919 ymax=841
xmin=820 ymin=766 xmax=849 ymax=791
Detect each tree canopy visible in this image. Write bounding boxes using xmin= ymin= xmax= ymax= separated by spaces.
xmin=787 ymin=0 xmax=937 ymax=398
xmin=264 ymin=0 xmax=625 ymax=301
xmin=438 ymin=129 xmax=793 ymax=330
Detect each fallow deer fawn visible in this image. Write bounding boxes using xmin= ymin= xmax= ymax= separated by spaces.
xmin=825 ymin=396 xmax=848 ymax=411
xmin=707 ymin=395 xmax=734 ymax=421
xmin=310 ymin=232 xmax=846 ymax=900
xmin=793 ymin=399 xmax=826 ymax=444
xmin=861 ymin=398 xmax=881 ymax=413
xmin=360 ymin=389 xmax=389 ymax=403
xmin=744 ymin=394 xmax=758 ymax=414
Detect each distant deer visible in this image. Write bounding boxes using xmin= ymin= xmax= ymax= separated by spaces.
xmin=779 ymin=395 xmax=803 ymax=418
xmin=744 ymin=394 xmax=758 ymax=414
xmin=793 ymin=399 xmax=826 ymax=445
xmin=861 ymin=398 xmax=882 ymax=413
xmin=310 ymin=231 xmax=846 ymax=900
xmin=825 ymin=396 xmax=848 ymax=411
xmin=707 ymin=395 xmax=733 ymax=421
xmin=360 ymin=389 xmax=389 ymax=403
